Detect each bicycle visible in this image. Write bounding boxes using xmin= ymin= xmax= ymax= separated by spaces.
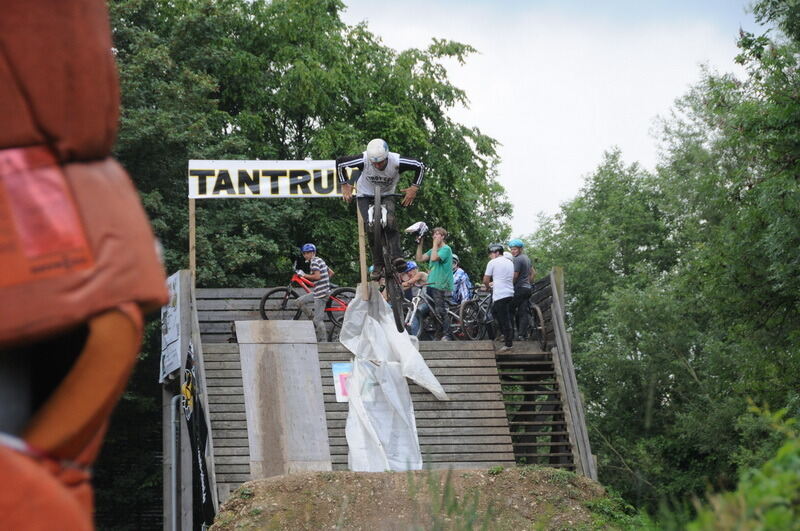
xmin=461 ymin=288 xmax=493 ymax=340
xmin=403 ymin=284 xmax=476 ymax=340
xmin=259 ymin=261 xmax=355 ymax=327
xmin=361 ymin=187 xmax=406 ymax=332
xmin=462 ymin=288 xmax=547 ymax=350
xmin=525 ymin=301 xmax=548 ymax=351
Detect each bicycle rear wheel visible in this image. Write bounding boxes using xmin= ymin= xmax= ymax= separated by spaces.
xmin=459 ymin=299 xmax=482 ymax=340
xmin=530 ymin=303 xmax=547 ymax=351
xmin=259 ymin=287 xmax=299 ymax=320
xmin=326 ymin=287 xmax=355 ymax=326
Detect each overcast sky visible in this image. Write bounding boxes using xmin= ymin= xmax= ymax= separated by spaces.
xmin=340 ymin=1 xmax=763 ymax=237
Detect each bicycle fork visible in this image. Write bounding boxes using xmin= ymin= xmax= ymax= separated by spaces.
xmin=367 ymin=203 xmax=389 ymax=228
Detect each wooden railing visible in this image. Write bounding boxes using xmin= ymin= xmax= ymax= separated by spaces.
xmin=549 ymin=267 xmax=596 ymax=480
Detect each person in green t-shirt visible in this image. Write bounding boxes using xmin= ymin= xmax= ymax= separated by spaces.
xmin=415 ymin=226 xmax=454 ymax=340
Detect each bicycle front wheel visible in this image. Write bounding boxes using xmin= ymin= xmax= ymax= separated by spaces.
xmin=384 ymin=278 xmax=406 ymax=333
xmin=259 ymin=287 xmax=298 ymax=320
xmin=326 ymin=287 xmax=355 ymax=326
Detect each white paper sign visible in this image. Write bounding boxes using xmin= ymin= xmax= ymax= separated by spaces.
xmin=160 ymin=272 xmax=182 ymax=382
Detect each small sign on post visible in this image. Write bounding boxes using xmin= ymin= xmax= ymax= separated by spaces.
xmin=160 ymin=272 xmax=183 ymax=382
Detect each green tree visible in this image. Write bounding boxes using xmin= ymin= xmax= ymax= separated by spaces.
xmin=96 ymin=0 xmax=510 ymax=526
xmin=110 ymin=0 xmax=510 ymax=288
xmin=529 ymin=0 xmax=800 ymax=512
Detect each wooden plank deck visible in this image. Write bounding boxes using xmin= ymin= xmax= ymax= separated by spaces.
xmin=317 ymin=341 xmax=516 ymax=471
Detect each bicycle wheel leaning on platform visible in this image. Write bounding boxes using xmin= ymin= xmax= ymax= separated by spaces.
xmin=529 ymin=303 xmax=547 ymax=351
xmin=459 ymin=299 xmax=482 ymax=340
xmin=259 ymin=287 xmax=300 ymax=320
xmin=326 ymin=287 xmax=355 ymax=326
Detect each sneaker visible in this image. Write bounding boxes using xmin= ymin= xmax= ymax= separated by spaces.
xmin=440 ymin=336 xmax=452 ymax=342
xmin=497 ymin=345 xmax=513 ymax=353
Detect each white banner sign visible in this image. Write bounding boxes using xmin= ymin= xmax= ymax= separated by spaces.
xmin=188 ymin=159 xmax=360 ymax=199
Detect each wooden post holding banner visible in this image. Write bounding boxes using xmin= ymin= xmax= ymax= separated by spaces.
xmin=189 ymin=198 xmax=196 ymax=282
xmin=356 ymin=206 xmax=369 ymax=300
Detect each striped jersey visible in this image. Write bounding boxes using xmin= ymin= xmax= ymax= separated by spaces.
xmin=335 ymin=151 xmax=424 ymax=196
xmin=310 ymin=256 xmax=331 ymax=298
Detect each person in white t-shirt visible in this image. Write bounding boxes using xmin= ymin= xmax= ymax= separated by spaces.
xmin=483 ymin=243 xmax=515 ymax=352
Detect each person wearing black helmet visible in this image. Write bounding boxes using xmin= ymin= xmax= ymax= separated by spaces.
xmin=483 ymin=243 xmax=515 ymax=352
xmin=336 ymin=138 xmax=425 ymax=279
xmin=296 ymin=243 xmax=334 ymax=341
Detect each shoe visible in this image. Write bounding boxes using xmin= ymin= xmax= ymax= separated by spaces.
xmin=440 ymin=336 xmax=452 ymax=342
xmin=392 ymin=257 xmax=407 ymax=271
xmin=497 ymin=345 xmax=512 ymax=353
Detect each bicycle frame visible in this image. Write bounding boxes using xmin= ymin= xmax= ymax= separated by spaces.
xmin=287 ymin=272 xmax=314 ymax=294
xmin=284 ymin=271 xmax=348 ymax=315
xmin=404 ymin=287 xmax=466 ymax=338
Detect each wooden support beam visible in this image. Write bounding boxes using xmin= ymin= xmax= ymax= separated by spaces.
xmin=189 ymin=198 xmax=196 ymax=281
xmin=356 ymin=205 xmax=369 ymax=300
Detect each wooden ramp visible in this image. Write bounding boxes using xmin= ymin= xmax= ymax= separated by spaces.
xmin=195 ymin=270 xmax=595 ymax=504
xmin=201 ymin=339 xmax=516 ymax=502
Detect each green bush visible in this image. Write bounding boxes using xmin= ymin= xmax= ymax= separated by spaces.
xmin=688 ymin=410 xmax=800 ymax=530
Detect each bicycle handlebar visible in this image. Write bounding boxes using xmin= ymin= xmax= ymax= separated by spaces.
xmin=357 ymin=193 xmax=404 ymax=199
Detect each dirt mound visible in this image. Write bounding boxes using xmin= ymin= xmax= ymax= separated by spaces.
xmin=210 ymin=466 xmax=615 ymax=530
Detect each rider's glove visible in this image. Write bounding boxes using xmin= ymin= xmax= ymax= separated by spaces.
xmin=404 ymin=221 xmax=429 ymax=242
xmin=296 ymin=269 xmax=305 ymax=276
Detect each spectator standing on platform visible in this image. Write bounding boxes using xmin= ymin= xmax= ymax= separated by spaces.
xmin=296 ymin=243 xmax=333 ymax=342
xmin=451 ymin=254 xmax=473 ymax=306
xmin=508 ymin=239 xmax=533 ymax=340
xmin=416 ymin=227 xmax=454 ymax=340
xmin=483 ymin=243 xmax=515 ymax=352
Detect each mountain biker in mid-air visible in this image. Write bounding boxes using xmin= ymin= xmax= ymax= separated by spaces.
xmin=336 ymin=138 xmax=425 ymax=279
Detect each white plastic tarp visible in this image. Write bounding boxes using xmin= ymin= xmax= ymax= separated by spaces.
xmin=339 ymin=283 xmax=448 ymax=471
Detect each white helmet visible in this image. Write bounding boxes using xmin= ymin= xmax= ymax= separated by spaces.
xmin=366 ymin=138 xmax=389 ymax=163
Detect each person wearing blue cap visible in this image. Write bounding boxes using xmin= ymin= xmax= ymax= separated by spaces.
xmin=508 ymin=238 xmax=533 ymax=340
xmin=296 ymin=243 xmax=334 ymax=341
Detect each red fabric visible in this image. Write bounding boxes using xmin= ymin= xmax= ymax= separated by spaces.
xmin=24 ymin=305 xmax=144 ymax=459
xmin=0 ymin=157 xmax=168 ymax=346
xmin=0 ymin=0 xmax=118 ymax=159
xmin=0 ymin=446 xmax=92 ymax=531
xmin=0 ymin=1 xmax=169 ymax=527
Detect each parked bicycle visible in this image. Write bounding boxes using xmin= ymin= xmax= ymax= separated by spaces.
xmin=259 ymin=261 xmax=355 ymax=327
xmin=403 ymin=284 xmax=479 ymax=340
xmin=463 ymin=288 xmax=548 ymax=350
